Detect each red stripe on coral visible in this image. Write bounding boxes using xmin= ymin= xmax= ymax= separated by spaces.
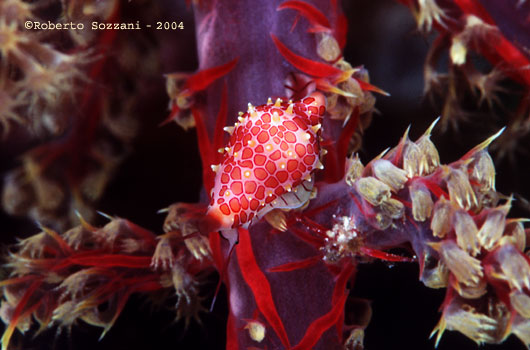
xmin=213 ymin=82 xmax=229 ymax=163
xmin=159 ymin=103 xmax=181 ymax=126
xmin=236 ymin=228 xmax=291 ymax=348
xmin=356 ymin=79 xmax=390 ymax=96
xmin=41 ymin=226 xmax=73 ymax=255
xmin=453 ymin=0 xmax=494 ymax=24
xmin=131 ymin=280 xmax=164 ymax=292
xmin=323 ymin=106 xmax=359 ymax=183
xmin=0 ymin=275 xmax=36 ymax=288
xmin=291 ymin=294 xmax=348 ymax=350
xmin=124 ymin=220 xmax=158 ymax=246
xmin=226 ymin=311 xmax=239 ymax=350
xmin=58 ymin=254 xmax=152 ymax=269
xmin=453 ymin=0 xmax=530 ymax=86
xmin=100 ymin=288 xmax=134 ymax=339
xmin=303 ymin=199 xmax=339 ymax=217
xmin=209 ymin=231 xmax=224 ymax=271
xmin=361 ymin=247 xmax=415 ymax=262
xmin=1 ymin=279 xmax=43 ymax=350
xmin=271 ymin=34 xmax=343 ymax=78
xmin=335 ymin=13 xmax=348 ymax=49
xmin=336 ymin=107 xmax=360 ymax=182
xmin=332 ymin=262 xmax=355 ymax=340
xmin=277 ymin=1 xmax=331 ymax=29
xmin=192 ymin=107 xmax=215 ymax=192
xmin=267 ymin=255 xmax=321 ymax=272
xmin=421 ymin=179 xmax=449 ymax=199
xmin=184 ymin=58 xmax=239 ymax=94
xmin=80 ymin=2 xmax=120 ymax=108
xmin=290 ymin=227 xmax=325 ymax=248
xmin=487 ymin=34 xmax=530 ymax=87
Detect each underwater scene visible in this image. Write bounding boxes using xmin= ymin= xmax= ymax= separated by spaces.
xmin=0 ymin=1 xmax=530 ymax=349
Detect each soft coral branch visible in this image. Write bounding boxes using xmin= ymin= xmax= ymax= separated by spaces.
xmin=236 ymin=228 xmax=291 ymax=349
xmin=0 ymin=216 xmax=208 ymax=350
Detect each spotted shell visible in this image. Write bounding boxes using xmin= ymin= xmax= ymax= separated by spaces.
xmin=207 ymin=92 xmax=326 ymax=230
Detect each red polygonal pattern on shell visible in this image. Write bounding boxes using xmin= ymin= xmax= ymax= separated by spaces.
xmin=207 ymin=92 xmax=326 ymax=229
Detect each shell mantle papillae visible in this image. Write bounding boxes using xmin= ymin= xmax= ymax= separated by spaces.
xmin=207 ymin=92 xmax=326 ymax=230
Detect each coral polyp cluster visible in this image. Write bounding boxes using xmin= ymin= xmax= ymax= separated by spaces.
xmin=0 ymin=216 xmax=208 ymax=349
xmin=316 ymin=123 xmax=530 ymax=346
xmin=399 ymin=0 xmax=530 ymax=158
xmin=0 ymin=0 xmax=159 ymax=230
xmin=0 ymin=1 xmax=78 ymax=136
